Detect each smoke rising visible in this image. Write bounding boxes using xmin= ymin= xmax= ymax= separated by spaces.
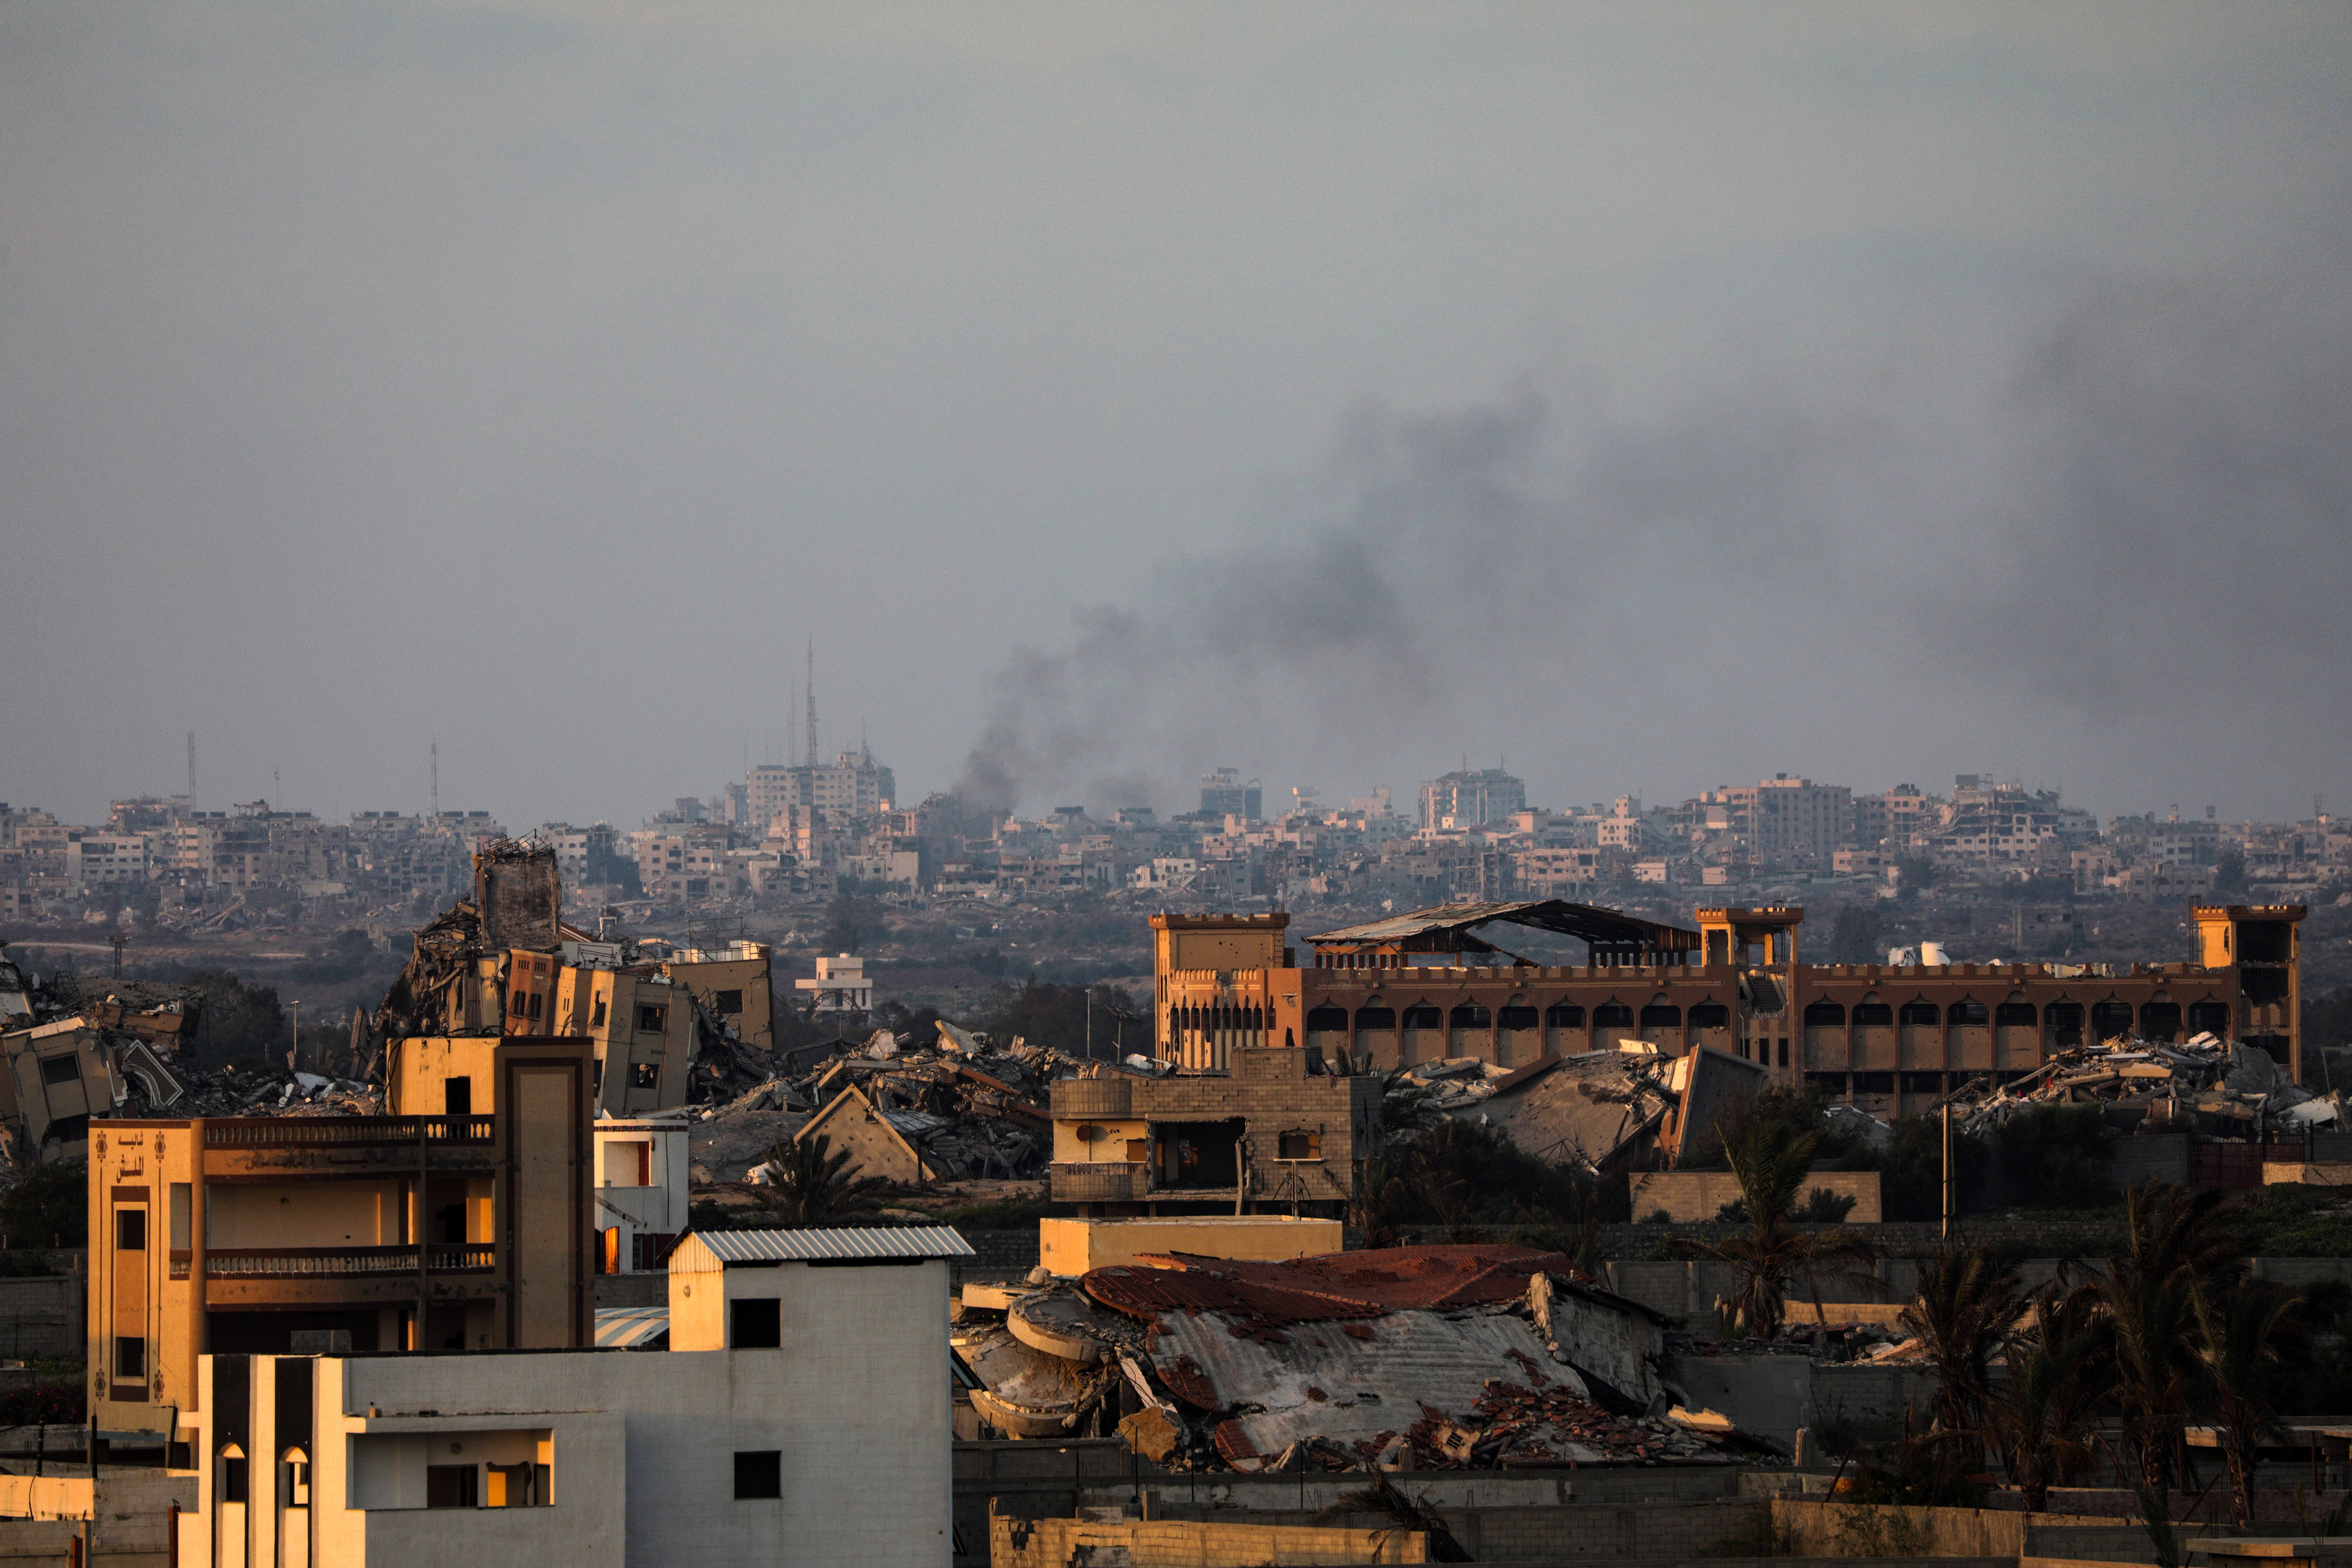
xmin=958 ymin=264 xmax=2352 ymax=819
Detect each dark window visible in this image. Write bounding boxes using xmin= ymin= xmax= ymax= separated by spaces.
xmin=1900 ymin=1072 xmax=1944 ymax=1093
xmin=1688 ymin=1003 xmax=1731 ymax=1029
xmin=2090 ymin=1001 xmax=2135 ymax=1041
xmin=1802 ymin=1001 xmax=1845 ymax=1027
xmin=510 ymin=989 xmax=530 ymax=1016
xmin=443 ymin=1078 xmax=472 ymax=1117
xmin=1276 ymin=1129 xmax=1322 ymax=1161
xmin=1638 ymin=1004 xmax=1680 ymax=1028
xmin=1352 ymin=1007 xmax=1395 ymax=1031
xmin=2186 ymin=999 xmax=2230 ymax=1035
xmin=1948 ymin=1001 xmax=1989 ymax=1027
xmin=426 ymin=1465 xmax=478 ymax=1508
xmin=1995 ymin=1002 xmax=2037 ymax=1028
xmin=116 ymin=1209 xmax=146 ymax=1251
xmin=2140 ymin=1002 xmax=2183 ymax=1042
xmin=631 ymin=1063 xmax=659 ymax=1090
xmin=114 ymin=1336 xmax=145 ymax=1378
xmin=637 ymin=1005 xmax=667 ymax=1034
xmin=713 ymin=989 xmax=744 ymax=1015
xmin=1854 ymin=1072 xmax=1896 ymax=1094
xmin=435 ymin=1204 xmax=465 ymax=1245
xmin=1497 ymin=1004 xmax=1539 ymax=1029
xmin=590 ymin=996 xmax=608 ymax=1028
xmin=1592 ymin=1003 xmax=1634 ymax=1029
xmin=734 ymin=1450 xmax=783 ymax=1500
xmin=221 ymin=1456 xmax=248 ymax=1503
xmin=1898 ymin=1001 xmax=1939 ymax=1026
xmin=1853 ymin=1002 xmax=1893 ymax=1027
xmin=730 ymin=1297 xmax=781 ymax=1349
xmin=1400 ymin=1004 xmax=1441 ymax=1029
xmin=1305 ymin=1005 xmax=1351 ymax=1032
xmin=1544 ymin=1002 xmax=1584 ymax=1029
xmin=1448 ymin=1003 xmax=1490 ymax=1029
xmin=39 ymin=1054 xmax=78 ymax=1087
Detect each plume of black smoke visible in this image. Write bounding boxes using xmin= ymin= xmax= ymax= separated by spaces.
xmin=957 ymin=266 xmax=2352 ymax=818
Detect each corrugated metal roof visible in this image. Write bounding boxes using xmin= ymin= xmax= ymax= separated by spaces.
xmin=688 ymin=1225 xmax=976 ymax=1263
xmin=593 ymin=1304 xmax=670 ymax=1348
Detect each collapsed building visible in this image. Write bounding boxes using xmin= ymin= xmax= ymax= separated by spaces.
xmin=373 ymin=840 xmax=775 ymax=1116
xmin=1151 ymin=899 xmax=2306 ymax=1124
xmin=954 ymin=1243 xmax=1770 ymax=1470
xmin=0 ymin=943 xmax=197 ymax=1160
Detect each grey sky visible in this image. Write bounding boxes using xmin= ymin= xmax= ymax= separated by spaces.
xmin=4 ymin=4 xmax=2347 ymax=829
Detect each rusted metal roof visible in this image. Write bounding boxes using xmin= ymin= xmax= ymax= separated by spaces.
xmin=1307 ymin=900 xmax=1699 ymax=958
xmin=1083 ymin=1244 xmax=1580 ymax=1325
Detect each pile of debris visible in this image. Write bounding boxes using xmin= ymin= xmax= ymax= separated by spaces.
xmin=1424 ymin=1043 xmax=1770 ymax=1174
xmin=696 ymin=1021 xmax=1103 ymax=1184
xmin=952 ymin=1243 xmax=1779 ymax=1472
xmin=1946 ymin=1032 xmax=2337 ymax=1140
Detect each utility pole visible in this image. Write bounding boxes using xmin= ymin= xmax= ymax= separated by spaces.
xmin=289 ymin=999 xmax=301 ymax=1073
xmin=108 ymin=933 xmax=126 ymax=980
xmin=805 ymin=640 xmax=818 ymax=771
xmin=1085 ymin=987 xmax=1093 ymax=1061
xmin=1940 ymin=1101 xmax=1954 ymax=1240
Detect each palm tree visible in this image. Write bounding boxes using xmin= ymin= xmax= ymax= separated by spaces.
xmin=2101 ymin=1182 xmax=2249 ymax=1495
xmin=2192 ymin=1278 xmax=2310 ymax=1528
xmin=1980 ymin=1290 xmax=2103 ymax=1513
xmin=750 ymin=1133 xmax=895 ymax=1225
xmin=1903 ymin=1242 xmax=2028 ymax=1440
xmin=1684 ymin=1125 xmax=1877 ymax=1339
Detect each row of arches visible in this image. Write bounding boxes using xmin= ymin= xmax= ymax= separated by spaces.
xmin=1167 ymin=1002 xmax=1270 ymax=1072
xmin=1798 ymin=996 xmax=2227 ymax=1043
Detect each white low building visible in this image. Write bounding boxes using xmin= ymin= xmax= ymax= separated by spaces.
xmin=794 ymin=953 xmax=871 ymax=1013
xmin=174 ymin=1225 xmax=973 ymax=1567
xmin=593 ymin=1112 xmax=693 ymax=1273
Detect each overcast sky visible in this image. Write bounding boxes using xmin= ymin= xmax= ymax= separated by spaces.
xmin=4 ymin=3 xmax=2347 ymax=830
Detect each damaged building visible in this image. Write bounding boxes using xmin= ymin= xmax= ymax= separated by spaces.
xmin=1150 ymin=899 xmax=2306 ymax=1122
xmin=1046 ymin=1044 xmax=1383 ymax=1215
xmin=0 ymin=942 xmax=195 ymax=1160
xmin=954 ymin=1243 xmax=1766 ymax=1471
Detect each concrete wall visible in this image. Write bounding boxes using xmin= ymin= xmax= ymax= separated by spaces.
xmin=1769 ymin=1499 xmax=2160 ymax=1561
xmin=1038 ymin=1216 xmax=1342 ymax=1275
xmin=1628 ymin=1170 xmax=1883 ymax=1224
xmin=1666 ymin=1354 xmax=1939 ymax=1450
xmin=993 ymin=1514 xmax=1426 ymax=1567
xmin=0 ymin=1271 xmax=83 ymax=1359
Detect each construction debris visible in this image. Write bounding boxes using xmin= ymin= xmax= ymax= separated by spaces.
xmin=952 ymin=1243 xmax=1781 ymax=1471
xmin=1946 ymin=1031 xmax=2336 ymax=1140
xmin=1434 ymin=1043 xmax=1770 ymax=1172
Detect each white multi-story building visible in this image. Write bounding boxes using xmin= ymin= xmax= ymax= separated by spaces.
xmin=65 ymin=833 xmax=151 ymax=891
xmin=171 ymin=1226 xmax=972 ymax=1567
xmin=794 ymin=954 xmax=872 ymax=1013
xmin=592 ymin=1113 xmax=693 ymax=1273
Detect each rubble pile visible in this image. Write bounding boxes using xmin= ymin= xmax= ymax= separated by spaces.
xmin=1946 ymin=1031 xmax=2338 ymax=1140
xmin=695 ymin=1022 xmax=1110 ymax=1183
xmin=952 ymin=1244 xmax=1780 ymax=1472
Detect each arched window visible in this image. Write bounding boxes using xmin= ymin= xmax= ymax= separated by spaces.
xmin=1689 ymin=1002 xmax=1731 ymax=1029
xmin=2090 ymin=1000 xmax=2134 ymax=1042
xmin=1544 ymin=1002 xmax=1585 ymax=1029
xmin=1995 ymin=1001 xmax=2036 ymax=1028
xmin=1592 ymin=1002 xmax=1634 ymax=1029
xmin=2186 ymin=999 xmax=2230 ymax=1037
xmin=1401 ymin=1003 xmax=1442 ymax=1030
xmin=1498 ymin=999 xmax=1539 ymax=1029
xmin=1852 ymin=1002 xmax=1893 ymax=1027
xmin=1638 ymin=1003 xmax=1680 ymax=1029
xmin=1354 ymin=1003 xmax=1396 ymax=1031
xmin=2139 ymin=1001 xmax=2182 ymax=1041
xmin=1449 ymin=1003 xmax=1491 ymax=1029
xmin=1803 ymin=1001 xmax=1845 ymax=1027
xmin=1898 ymin=1001 xmax=1940 ymax=1027
xmin=1305 ymin=1004 xmax=1350 ymax=1032
xmin=1949 ymin=1001 xmax=1989 ymax=1027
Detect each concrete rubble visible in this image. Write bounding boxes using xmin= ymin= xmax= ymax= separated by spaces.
xmin=696 ymin=1025 xmax=1105 ymax=1185
xmin=1946 ymin=1031 xmax=2338 ymax=1140
xmin=952 ymin=1243 xmax=1784 ymax=1472
xmin=1424 ymin=1042 xmax=1770 ymax=1172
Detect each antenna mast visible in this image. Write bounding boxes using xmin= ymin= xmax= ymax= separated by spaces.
xmin=430 ymin=738 xmax=439 ymax=820
xmin=805 ymin=639 xmax=818 ymax=771
xmin=185 ymin=731 xmax=196 ymax=808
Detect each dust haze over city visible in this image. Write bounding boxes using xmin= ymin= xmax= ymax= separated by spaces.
xmin=8 ymin=12 xmax=2352 ymax=1560
xmin=3 ymin=5 xmax=2348 ymax=831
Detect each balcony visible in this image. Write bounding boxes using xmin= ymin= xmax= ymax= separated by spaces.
xmin=171 ymin=1244 xmax=495 ymax=1280
xmin=202 ymin=1115 xmax=494 ymax=1148
xmin=199 ymin=1115 xmax=498 ymax=1180
xmin=1049 ymin=1162 xmax=1148 ymax=1203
